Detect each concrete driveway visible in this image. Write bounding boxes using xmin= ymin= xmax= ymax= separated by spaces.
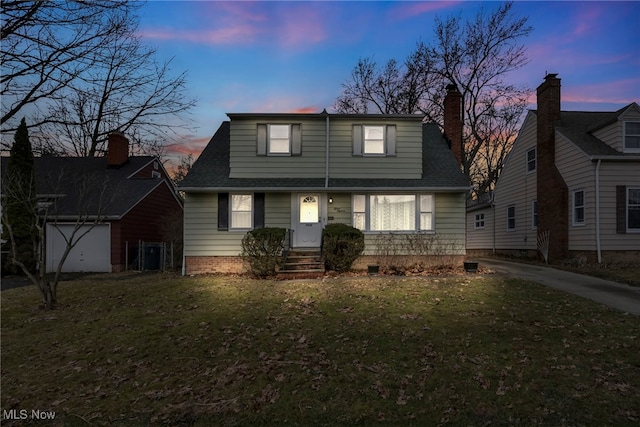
xmin=478 ymin=258 xmax=640 ymax=316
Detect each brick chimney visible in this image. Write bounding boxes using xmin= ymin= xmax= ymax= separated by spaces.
xmin=536 ymin=74 xmax=568 ymax=261
xmin=443 ymin=84 xmax=463 ymax=167
xmin=107 ymin=131 xmax=129 ymax=168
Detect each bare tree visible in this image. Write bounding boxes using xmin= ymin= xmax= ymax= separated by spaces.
xmin=335 ymin=2 xmax=532 ymax=197
xmin=2 ymin=169 xmax=111 ymax=308
xmin=1 ymin=1 xmax=196 ymax=156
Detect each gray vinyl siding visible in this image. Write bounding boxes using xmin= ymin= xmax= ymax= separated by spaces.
xmin=592 ymin=106 xmax=640 ymax=152
xmin=229 ymin=118 xmax=326 ymax=178
xmin=327 ymin=193 xmax=352 ymax=225
xmin=329 ymin=118 xmax=423 ymax=179
xmin=184 ymin=192 xmax=292 ymax=256
xmin=466 ymin=206 xmax=494 ymax=250
xmin=555 ymin=132 xmax=596 ymax=251
xmin=493 ymin=113 xmax=538 ymax=251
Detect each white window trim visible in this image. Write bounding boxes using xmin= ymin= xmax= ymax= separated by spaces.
xmin=623 ymin=121 xmax=640 ymax=153
xmin=572 ymin=189 xmax=586 ymax=226
xmin=627 ymin=187 xmax=640 ymax=232
xmin=474 ymin=213 xmax=485 ymax=229
xmin=526 ymin=147 xmax=536 ymax=174
xmin=230 ymin=193 xmax=253 ymax=230
xmin=268 ymin=124 xmax=291 ymax=155
xmin=506 ymin=205 xmax=516 ymax=232
xmin=352 ymin=193 xmax=435 ymax=233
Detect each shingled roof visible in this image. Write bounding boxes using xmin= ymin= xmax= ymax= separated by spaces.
xmin=1 ymin=156 xmax=171 ymax=218
xmin=180 ymin=121 xmax=470 ymax=191
xmin=533 ymin=102 xmax=640 ymax=157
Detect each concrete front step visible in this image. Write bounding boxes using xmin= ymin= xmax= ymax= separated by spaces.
xmin=279 ymin=248 xmax=325 ymax=278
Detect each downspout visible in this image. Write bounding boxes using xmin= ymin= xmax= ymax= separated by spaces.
xmin=324 ymin=110 xmax=330 ymax=188
xmin=595 ymin=159 xmax=602 ymax=263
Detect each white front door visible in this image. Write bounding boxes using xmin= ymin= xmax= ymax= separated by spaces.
xmin=293 ymin=194 xmax=324 ymax=247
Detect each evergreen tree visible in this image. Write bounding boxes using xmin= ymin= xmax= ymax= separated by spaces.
xmin=3 ymin=118 xmax=38 ymax=272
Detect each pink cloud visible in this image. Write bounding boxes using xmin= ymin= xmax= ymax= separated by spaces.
xmin=563 ymin=77 xmax=640 ymax=105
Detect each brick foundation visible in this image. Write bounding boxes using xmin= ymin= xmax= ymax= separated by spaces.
xmin=185 ymin=256 xmax=245 ymax=275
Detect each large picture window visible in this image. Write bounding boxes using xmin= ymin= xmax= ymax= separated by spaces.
xmin=352 ymin=194 xmax=434 ymax=232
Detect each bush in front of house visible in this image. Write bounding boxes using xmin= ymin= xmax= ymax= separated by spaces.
xmin=241 ymin=227 xmax=286 ymax=278
xmin=322 ymin=223 xmax=365 ymax=272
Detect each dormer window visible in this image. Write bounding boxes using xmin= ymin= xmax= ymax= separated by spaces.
xmin=624 ymin=122 xmax=640 ymax=152
xmin=256 ymin=124 xmax=302 ymax=156
xmin=353 ymin=124 xmax=397 ymax=156
xmin=268 ymin=124 xmax=290 ymax=154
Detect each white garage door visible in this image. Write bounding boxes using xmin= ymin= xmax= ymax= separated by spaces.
xmin=46 ymin=223 xmax=111 ymax=273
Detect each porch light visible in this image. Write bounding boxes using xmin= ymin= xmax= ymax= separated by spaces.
xmin=328 ymin=197 xmax=333 ymax=204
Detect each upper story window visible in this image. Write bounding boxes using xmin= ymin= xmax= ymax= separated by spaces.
xmin=256 ymin=124 xmax=302 ymax=156
xmin=364 ymin=126 xmax=385 ymax=154
xmin=353 ymin=124 xmax=396 ymax=157
xmin=526 ymin=147 xmax=536 ymax=173
xmin=269 ymin=125 xmax=290 ymax=154
xmin=624 ymin=122 xmax=640 ymax=152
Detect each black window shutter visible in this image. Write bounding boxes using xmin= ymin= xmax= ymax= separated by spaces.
xmin=257 ymin=124 xmax=267 ymax=156
xmin=291 ymin=124 xmax=302 ymax=156
xmin=353 ymin=124 xmax=362 ymax=156
xmin=616 ymin=185 xmax=626 ymax=234
xmin=386 ymin=125 xmax=397 ymax=156
xmin=254 ymin=192 xmax=265 ymax=228
xmin=218 ymin=193 xmax=229 ymax=231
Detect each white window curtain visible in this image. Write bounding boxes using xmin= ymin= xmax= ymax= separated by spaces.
xmin=231 ymin=194 xmax=252 ymax=228
xmin=370 ymin=195 xmax=415 ymax=231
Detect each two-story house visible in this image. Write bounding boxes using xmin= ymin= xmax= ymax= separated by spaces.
xmin=466 ymin=74 xmax=640 ymax=263
xmin=180 ymin=88 xmax=471 ymax=275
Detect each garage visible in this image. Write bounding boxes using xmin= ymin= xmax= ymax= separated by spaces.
xmin=46 ymin=223 xmax=111 ymax=273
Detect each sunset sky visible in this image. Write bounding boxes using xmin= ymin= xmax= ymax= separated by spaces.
xmin=137 ymin=1 xmax=640 ymax=162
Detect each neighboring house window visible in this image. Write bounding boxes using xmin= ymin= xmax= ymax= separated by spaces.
xmin=474 ymin=213 xmax=485 ymax=229
xmin=507 ymin=205 xmax=515 ymax=231
xmin=627 ymin=187 xmax=640 ymax=231
xmin=231 ymin=194 xmax=252 ymax=229
xmin=572 ymin=190 xmax=585 ymax=226
xmin=526 ymin=148 xmax=536 ymax=173
xmin=531 ymin=200 xmax=538 ymax=229
xmin=152 ymin=171 xmax=161 ymax=178
xmin=624 ymin=122 xmax=640 ymax=152
xmin=352 ymin=193 xmax=434 ymax=231
xmin=352 ymin=124 xmax=396 ymax=156
xmin=256 ymin=124 xmax=302 ymax=156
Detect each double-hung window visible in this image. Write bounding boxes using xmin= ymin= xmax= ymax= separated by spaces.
xmin=231 ymin=194 xmax=252 ymax=229
xmin=526 ymin=148 xmax=536 ymax=173
xmin=353 ymin=124 xmax=396 ymax=156
xmin=268 ymin=125 xmax=290 ymax=154
xmin=475 ymin=213 xmax=485 ymax=229
xmin=352 ymin=194 xmax=434 ymax=232
xmin=624 ymin=122 xmax=640 ymax=152
xmin=572 ymin=190 xmax=585 ymax=226
xmin=256 ymin=124 xmax=302 ymax=156
xmin=507 ymin=205 xmax=516 ymax=231
xmin=531 ymin=200 xmax=538 ymax=229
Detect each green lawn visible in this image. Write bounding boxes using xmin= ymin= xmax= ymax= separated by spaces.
xmin=2 ymin=272 xmax=639 ymax=426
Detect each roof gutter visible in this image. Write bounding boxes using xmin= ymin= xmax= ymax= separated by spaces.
xmin=589 ymin=155 xmax=640 ymax=161
xmin=178 ymin=186 xmax=472 ymax=193
xmin=325 ymin=111 xmax=330 ymax=188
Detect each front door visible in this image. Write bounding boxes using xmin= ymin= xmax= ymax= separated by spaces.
xmin=294 ymin=194 xmax=324 ymax=247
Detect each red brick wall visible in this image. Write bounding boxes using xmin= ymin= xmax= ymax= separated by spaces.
xmin=444 ymin=84 xmax=464 ymax=168
xmin=536 ymin=74 xmax=569 ymax=261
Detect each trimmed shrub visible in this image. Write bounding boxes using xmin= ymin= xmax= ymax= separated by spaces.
xmin=241 ymin=227 xmax=286 ymax=278
xmin=322 ymin=223 xmax=365 ymax=272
